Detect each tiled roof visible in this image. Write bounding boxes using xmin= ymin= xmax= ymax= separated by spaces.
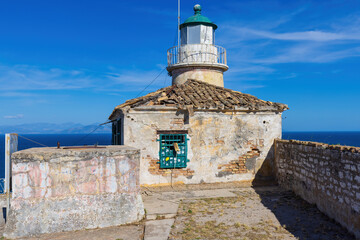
xmin=109 ymin=79 xmax=288 ymax=119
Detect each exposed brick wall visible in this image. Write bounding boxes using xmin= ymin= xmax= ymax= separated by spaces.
xmin=146 ymin=157 xmax=195 ymax=178
xmin=218 ymin=148 xmax=260 ymax=174
xmin=274 ymin=139 xmax=360 ymax=238
xmin=170 ymin=118 xmax=184 ymax=129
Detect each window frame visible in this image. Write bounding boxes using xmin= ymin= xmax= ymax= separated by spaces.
xmin=157 ymin=133 xmax=189 ymax=169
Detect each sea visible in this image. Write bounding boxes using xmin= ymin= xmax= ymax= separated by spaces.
xmin=0 ymin=133 xmax=111 ymax=192
xmin=0 ymin=132 xmax=359 ymax=192
xmin=282 ymin=131 xmax=360 ymax=147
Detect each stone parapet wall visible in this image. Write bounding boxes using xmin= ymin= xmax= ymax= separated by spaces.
xmin=4 ymin=146 xmax=144 ymax=239
xmin=274 ymin=139 xmax=360 ymax=238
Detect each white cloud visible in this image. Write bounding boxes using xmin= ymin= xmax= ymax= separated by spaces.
xmin=0 ymin=64 xmax=96 ymax=91
xmin=237 ymin=84 xmax=265 ymax=91
xmin=223 ymin=65 xmax=273 ymax=89
xmin=254 ymin=44 xmax=360 ymax=64
xmin=220 ymin=13 xmax=360 ymax=65
xmin=4 ymin=114 xmax=24 ymax=119
xmin=228 ymin=65 xmax=275 ymax=75
xmin=226 ymin=27 xmax=360 ymax=42
xmin=0 ymin=92 xmax=39 ymax=97
xmin=0 ymin=64 xmax=170 ymax=98
xmin=105 ymin=68 xmax=170 ymax=93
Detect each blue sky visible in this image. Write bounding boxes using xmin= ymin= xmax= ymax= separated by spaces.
xmin=0 ymin=0 xmax=359 ymax=131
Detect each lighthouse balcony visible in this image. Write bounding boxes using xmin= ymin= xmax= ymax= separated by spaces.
xmin=167 ymin=44 xmax=228 ymax=71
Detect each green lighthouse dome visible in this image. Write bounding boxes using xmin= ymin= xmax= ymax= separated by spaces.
xmin=180 ymin=4 xmax=217 ymax=30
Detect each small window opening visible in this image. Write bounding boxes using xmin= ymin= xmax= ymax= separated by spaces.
xmin=112 ymin=119 xmax=122 ymax=145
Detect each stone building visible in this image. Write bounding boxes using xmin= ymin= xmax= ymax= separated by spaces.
xmin=109 ymin=4 xmax=288 ymax=187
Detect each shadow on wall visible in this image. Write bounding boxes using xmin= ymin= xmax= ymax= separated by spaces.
xmin=252 ymin=144 xmax=276 ymax=186
xmin=252 ymin=143 xmax=355 ymax=240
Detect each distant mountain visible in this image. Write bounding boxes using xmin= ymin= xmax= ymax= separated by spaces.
xmin=58 ymin=124 xmax=112 ymax=134
xmin=0 ymin=122 xmax=112 ymax=134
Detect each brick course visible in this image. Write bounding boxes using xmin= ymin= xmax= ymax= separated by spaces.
xmin=218 ymin=148 xmax=260 ymax=174
xmin=146 ymin=157 xmax=195 ymax=178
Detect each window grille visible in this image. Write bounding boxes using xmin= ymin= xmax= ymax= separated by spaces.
xmin=158 ymin=134 xmax=188 ymax=168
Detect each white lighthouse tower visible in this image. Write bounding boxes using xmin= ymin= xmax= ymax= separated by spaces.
xmin=167 ymin=4 xmax=228 ymax=87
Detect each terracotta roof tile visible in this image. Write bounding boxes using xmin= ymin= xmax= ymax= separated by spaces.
xmin=109 ymin=79 xmax=288 ymax=120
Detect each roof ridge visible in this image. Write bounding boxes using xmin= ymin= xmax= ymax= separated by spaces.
xmin=185 ymin=79 xmax=244 ymax=94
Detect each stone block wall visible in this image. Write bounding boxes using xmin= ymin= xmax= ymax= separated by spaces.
xmin=274 ymin=139 xmax=360 ymax=238
xmin=4 ymin=146 xmax=144 ymax=239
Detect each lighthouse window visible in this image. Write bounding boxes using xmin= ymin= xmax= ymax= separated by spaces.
xmin=213 ymin=29 xmax=215 ymax=44
xmin=187 ymin=25 xmax=201 ymax=44
xmin=158 ymin=134 xmax=188 ymax=169
xmin=181 ymin=28 xmax=187 ymax=45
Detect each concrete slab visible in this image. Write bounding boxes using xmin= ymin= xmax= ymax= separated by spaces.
xmin=144 ymin=219 xmax=175 ymax=240
xmin=143 ymin=195 xmax=180 ymax=219
xmin=144 ymin=188 xmax=237 ymax=201
xmin=146 ymin=213 xmax=177 ymax=220
xmin=182 ymin=188 xmax=238 ymax=199
xmin=143 ymin=188 xmax=237 ymax=221
xmin=22 ymin=224 xmax=144 ymax=240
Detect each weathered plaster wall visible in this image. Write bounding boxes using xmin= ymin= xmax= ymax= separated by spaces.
xmin=171 ymin=67 xmax=225 ymax=87
xmin=274 ymin=139 xmax=360 ymax=238
xmin=122 ymin=109 xmax=282 ymax=186
xmin=4 ymin=146 xmax=144 ymax=239
xmin=179 ymin=44 xmax=218 ymax=63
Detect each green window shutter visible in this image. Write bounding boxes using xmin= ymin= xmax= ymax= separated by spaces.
xmin=158 ymin=134 xmax=188 ymax=169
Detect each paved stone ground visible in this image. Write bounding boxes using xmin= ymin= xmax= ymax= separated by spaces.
xmin=141 ymin=188 xmax=239 ymax=240
xmin=168 ymin=187 xmax=355 ymax=240
xmin=0 ymin=186 xmax=355 ymax=240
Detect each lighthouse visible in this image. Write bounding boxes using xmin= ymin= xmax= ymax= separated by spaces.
xmin=109 ymin=3 xmax=288 ymax=187
xmin=167 ymin=4 xmax=228 ymax=87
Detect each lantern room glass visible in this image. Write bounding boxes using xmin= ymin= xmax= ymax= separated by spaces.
xmin=181 ymin=25 xmax=215 ymax=45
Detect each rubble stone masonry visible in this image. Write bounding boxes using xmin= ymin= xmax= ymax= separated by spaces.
xmin=274 ymin=139 xmax=360 ymax=238
xmin=4 ymin=146 xmax=144 ymax=239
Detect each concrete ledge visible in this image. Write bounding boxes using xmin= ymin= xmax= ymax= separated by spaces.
xmin=5 ymin=193 xmax=144 ymax=239
xmin=4 ymin=145 xmax=144 ymax=239
xmin=140 ymin=180 xmax=276 ymax=192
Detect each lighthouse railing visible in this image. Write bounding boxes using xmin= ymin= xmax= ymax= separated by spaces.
xmin=167 ymin=45 xmax=227 ymax=67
